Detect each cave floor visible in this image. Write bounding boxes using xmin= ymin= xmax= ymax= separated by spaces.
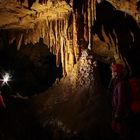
xmin=0 ymin=87 xmax=115 ymax=140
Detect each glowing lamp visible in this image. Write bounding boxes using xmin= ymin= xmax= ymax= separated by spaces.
xmin=2 ymin=73 xmax=11 ymax=85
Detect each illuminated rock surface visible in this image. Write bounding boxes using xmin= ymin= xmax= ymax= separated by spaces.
xmin=0 ymin=0 xmax=140 ymax=140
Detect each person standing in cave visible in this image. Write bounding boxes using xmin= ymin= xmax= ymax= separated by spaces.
xmin=110 ymin=63 xmax=130 ymax=140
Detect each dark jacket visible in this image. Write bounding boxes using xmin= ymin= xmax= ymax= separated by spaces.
xmin=111 ymin=78 xmax=130 ymax=138
xmin=112 ymin=78 xmax=129 ymax=120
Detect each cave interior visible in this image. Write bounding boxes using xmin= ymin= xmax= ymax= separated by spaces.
xmin=0 ymin=0 xmax=140 ymax=140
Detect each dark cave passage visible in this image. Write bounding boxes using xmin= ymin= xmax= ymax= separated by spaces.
xmin=0 ymin=0 xmax=140 ymax=140
xmin=0 ymin=37 xmax=63 ymax=97
xmin=0 ymin=37 xmax=63 ymax=140
xmin=97 ymin=61 xmax=111 ymax=89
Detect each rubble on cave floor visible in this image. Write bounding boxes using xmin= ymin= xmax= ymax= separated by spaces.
xmin=28 ymin=49 xmax=113 ymax=140
xmin=0 ymin=50 xmax=113 ymax=140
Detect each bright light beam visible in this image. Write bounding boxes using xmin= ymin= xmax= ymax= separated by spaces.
xmin=2 ymin=73 xmax=11 ymax=85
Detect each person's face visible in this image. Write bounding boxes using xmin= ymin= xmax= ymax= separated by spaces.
xmin=111 ymin=71 xmax=117 ymax=79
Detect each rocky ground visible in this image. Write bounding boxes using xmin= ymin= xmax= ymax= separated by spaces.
xmin=0 ymin=50 xmax=114 ymax=140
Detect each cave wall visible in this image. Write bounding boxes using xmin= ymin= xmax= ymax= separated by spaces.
xmin=1 ymin=0 xmax=140 ymax=78
xmin=66 ymin=0 xmax=140 ymax=75
xmin=0 ymin=1 xmax=71 ymax=76
xmin=0 ymin=0 xmax=97 ymax=77
xmin=93 ymin=0 xmax=140 ymax=74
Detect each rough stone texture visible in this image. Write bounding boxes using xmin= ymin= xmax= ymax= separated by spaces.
xmin=107 ymin=0 xmax=138 ymax=20
xmin=0 ymin=0 xmax=72 ymax=75
xmin=29 ymin=49 xmax=111 ymax=140
xmin=0 ymin=1 xmax=140 ymax=139
xmin=1 ymin=0 xmax=140 ymax=74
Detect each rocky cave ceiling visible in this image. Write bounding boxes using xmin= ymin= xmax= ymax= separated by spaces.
xmin=1 ymin=1 xmax=140 ymax=140
xmin=0 ymin=0 xmax=140 ymax=76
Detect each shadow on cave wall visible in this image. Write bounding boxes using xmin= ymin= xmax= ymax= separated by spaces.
xmin=93 ymin=0 xmax=140 ymax=74
xmin=0 ymin=37 xmax=62 ymax=97
xmin=97 ymin=61 xmax=111 ymax=89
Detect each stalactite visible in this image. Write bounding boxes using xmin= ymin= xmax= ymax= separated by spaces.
xmin=91 ymin=0 xmax=94 ymax=26
xmin=53 ymin=21 xmax=57 ymax=55
xmin=66 ymin=39 xmax=74 ymax=74
xmin=55 ymin=20 xmax=58 ymax=44
xmin=8 ymin=32 xmax=16 ymax=45
xmin=43 ymin=19 xmax=50 ymax=47
xmin=58 ymin=16 xmax=61 ymax=39
xmin=52 ymin=20 xmax=56 ymax=46
xmin=55 ymin=18 xmax=62 ymax=68
xmin=88 ymin=0 xmax=91 ymax=50
xmin=48 ymin=22 xmax=50 ymax=48
xmin=24 ymin=29 xmax=33 ymax=45
xmin=50 ymin=21 xmax=53 ymax=52
xmin=61 ymin=36 xmax=66 ymax=76
xmin=7 ymin=2 xmax=72 ymax=75
xmin=73 ymin=10 xmax=79 ymax=62
xmin=94 ymin=0 xmax=97 ymax=21
xmin=83 ymin=1 xmax=88 ymax=42
xmin=91 ymin=0 xmax=96 ymax=50
xmin=55 ymin=19 xmax=59 ymax=67
xmin=44 ymin=19 xmax=50 ymax=47
xmin=52 ymin=34 xmax=56 ymax=54
xmin=32 ymin=27 xmax=39 ymax=44
xmin=60 ymin=18 xmax=63 ymax=35
xmin=17 ymin=33 xmax=23 ymax=50
xmin=62 ymin=19 xmax=64 ymax=34
xmin=56 ymin=44 xmax=61 ymax=67
xmin=65 ymin=45 xmax=69 ymax=75
xmin=82 ymin=3 xmax=84 ymax=15
xmin=69 ymin=0 xmax=73 ymax=7
xmin=62 ymin=17 xmax=67 ymax=73
xmin=52 ymin=25 xmax=56 ymax=54
xmin=65 ymin=15 xmax=69 ymax=38
xmin=65 ymin=13 xmax=75 ymax=72
xmin=63 ymin=31 xmax=67 ymax=75
xmin=56 ymin=44 xmax=60 ymax=67
xmin=42 ymin=20 xmax=46 ymax=39
xmin=2 ymin=0 xmax=97 ymax=76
